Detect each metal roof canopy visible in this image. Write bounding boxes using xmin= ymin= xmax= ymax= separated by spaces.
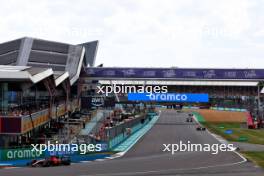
xmin=0 ymin=65 xmax=53 ymax=83
xmin=98 ymin=80 xmax=259 ymax=86
xmin=0 ymin=37 xmax=99 ymax=87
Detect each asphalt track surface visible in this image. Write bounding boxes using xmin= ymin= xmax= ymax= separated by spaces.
xmin=1 ymin=110 xmax=263 ymax=176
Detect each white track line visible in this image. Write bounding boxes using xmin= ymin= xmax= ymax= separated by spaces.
xmin=193 ymin=114 xmax=247 ymax=162
xmin=1 ymin=167 xmax=20 ymax=170
xmin=79 ymin=158 xmax=248 ymax=176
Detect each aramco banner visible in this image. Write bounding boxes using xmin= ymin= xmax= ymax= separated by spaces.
xmin=0 ymin=148 xmax=44 ymax=161
xmin=128 ymin=93 xmax=209 ymax=103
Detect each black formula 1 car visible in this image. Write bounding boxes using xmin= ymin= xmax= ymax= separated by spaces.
xmin=188 ymin=113 xmax=194 ymax=117
xmin=186 ymin=117 xmax=193 ymax=122
xmin=196 ymin=126 xmax=206 ymax=131
xmin=27 ymin=156 xmax=71 ymax=167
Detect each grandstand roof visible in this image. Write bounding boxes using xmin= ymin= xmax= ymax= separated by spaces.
xmin=0 ymin=65 xmax=53 ymax=83
xmin=0 ymin=37 xmax=98 ymax=86
xmin=98 ymin=80 xmax=259 ymax=86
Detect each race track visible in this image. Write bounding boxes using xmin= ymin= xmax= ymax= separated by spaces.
xmin=0 ymin=110 xmax=263 ymax=176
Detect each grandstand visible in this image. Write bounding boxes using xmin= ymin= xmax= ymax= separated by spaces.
xmin=81 ymin=67 xmax=264 ymax=124
xmin=0 ymin=37 xmax=98 ymax=147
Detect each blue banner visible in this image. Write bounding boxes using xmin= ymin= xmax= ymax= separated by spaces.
xmin=224 ymin=130 xmax=233 ymax=134
xmin=128 ymin=93 xmax=209 ymax=102
xmin=85 ymin=67 xmax=264 ymax=80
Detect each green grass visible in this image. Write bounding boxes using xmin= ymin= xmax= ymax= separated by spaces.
xmin=242 ymin=152 xmax=264 ymax=168
xmin=192 ymin=112 xmax=206 ymax=123
xmin=202 ymin=122 xmax=264 ymax=145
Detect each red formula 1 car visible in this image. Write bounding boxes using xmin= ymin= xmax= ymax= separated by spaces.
xmin=27 ymin=156 xmax=71 ymax=167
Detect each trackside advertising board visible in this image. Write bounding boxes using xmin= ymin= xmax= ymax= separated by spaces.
xmin=86 ymin=67 xmax=264 ymax=80
xmin=0 ymin=148 xmax=44 ymax=161
xmin=128 ymin=93 xmax=209 ymax=103
xmin=0 ymin=143 xmax=109 ymax=161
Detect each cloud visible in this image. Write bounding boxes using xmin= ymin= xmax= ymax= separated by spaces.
xmin=0 ymin=0 xmax=263 ymax=68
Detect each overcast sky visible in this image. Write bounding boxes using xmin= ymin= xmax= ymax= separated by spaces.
xmin=0 ymin=0 xmax=263 ymax=68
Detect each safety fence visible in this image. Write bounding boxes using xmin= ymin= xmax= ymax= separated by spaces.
xmin=107 ymin=112 xmax=156 ymax=149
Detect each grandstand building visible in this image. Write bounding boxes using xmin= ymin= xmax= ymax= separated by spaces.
xmin=0 ymin=37 xmax=98 ymax=147
xmin=81 ymin=68 xmax=264 ymax=123
xmin=0 ymin=37 xmax=263 ymax=147
xmin=82 ymin=67 xmax=264 ymax=108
